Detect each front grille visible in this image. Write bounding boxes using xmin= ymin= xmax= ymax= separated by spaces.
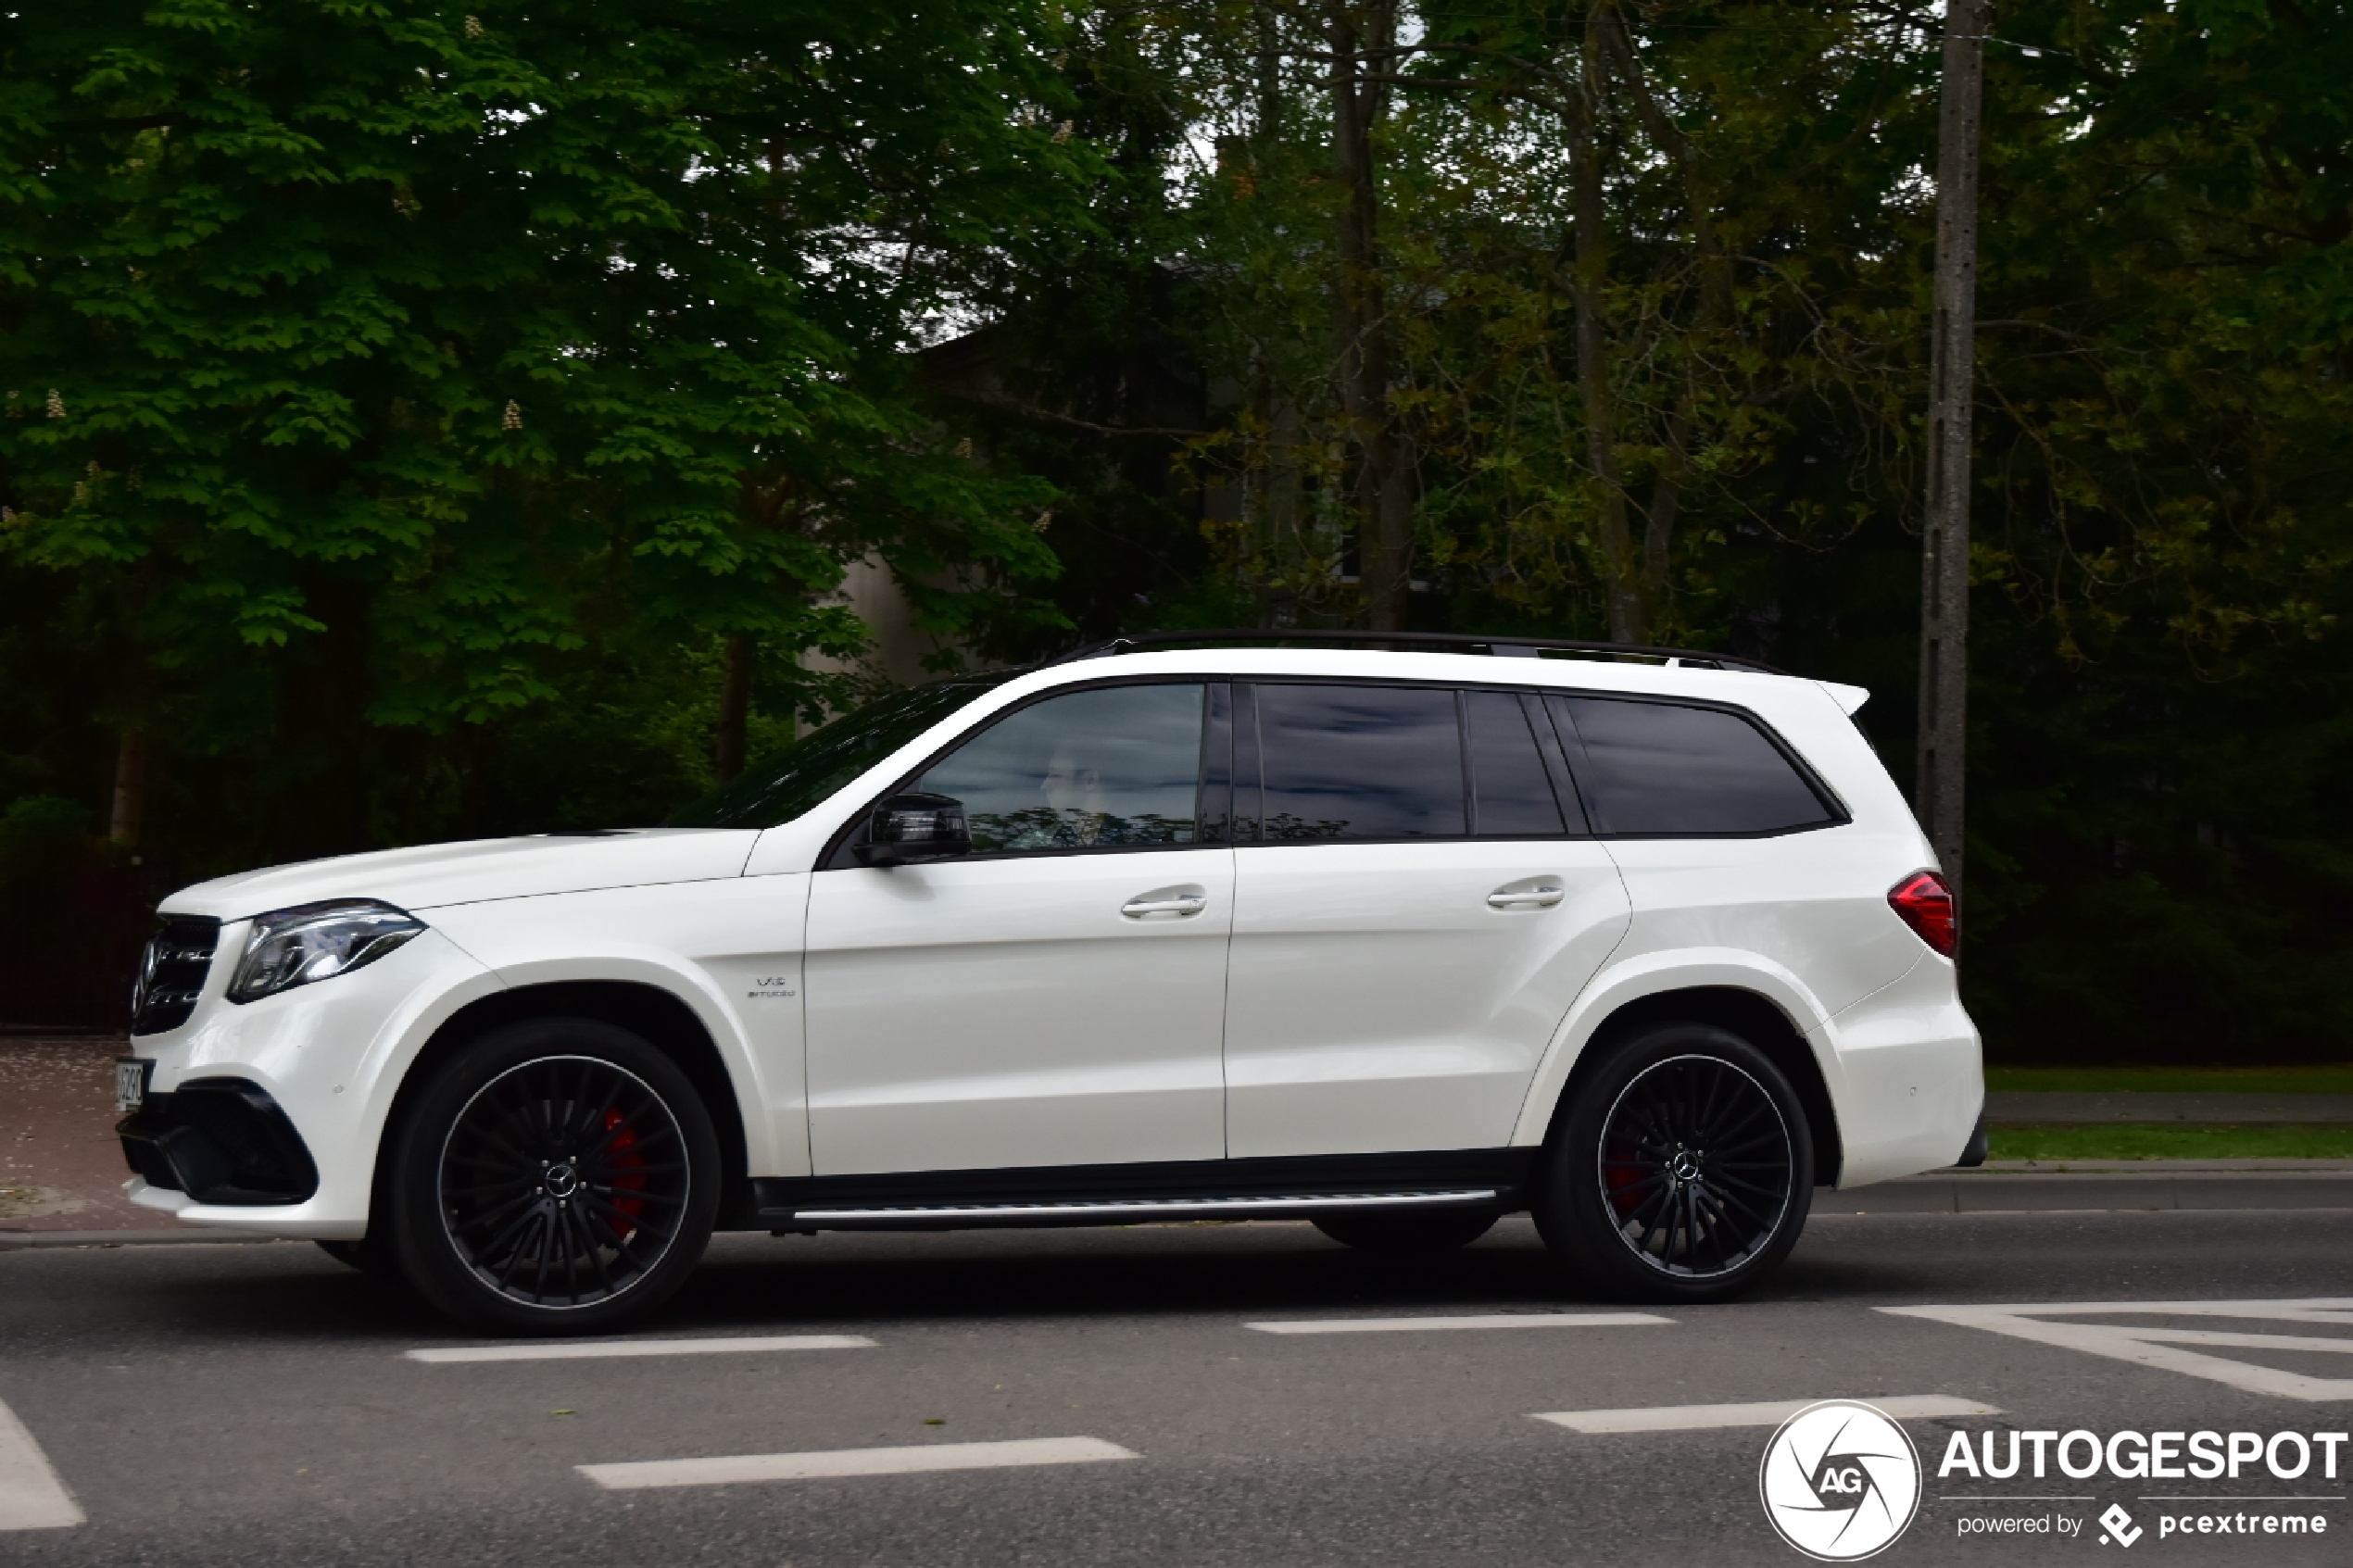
xmin=130 ymin=916 xmax=221 ymax=1035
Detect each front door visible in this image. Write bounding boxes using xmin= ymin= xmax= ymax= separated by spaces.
xmin=803 ymin=681 xmax=1232 ymax=1176
xmin=1223 ymin=683 xmax=1631 ymax=1159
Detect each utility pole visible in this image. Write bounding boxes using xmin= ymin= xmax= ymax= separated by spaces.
xmin=1917 ymin=0 xmax=1986 ymax=909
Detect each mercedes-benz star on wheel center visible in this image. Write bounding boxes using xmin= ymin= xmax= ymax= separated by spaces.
xmin=114 ymin=633 xmax=1982 ymax=1332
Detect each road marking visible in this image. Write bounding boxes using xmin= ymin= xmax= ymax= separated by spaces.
xmin=578 ymin=1436 xmax=1139 ymax=1490
xmin=1532 ymin=1395 xmax=2000 ymax=1434
xmin=1881 ymin=1298 xmax=2353 ymax=1401
xmin=1244 ymin=1311 xmax=1671 ymax=1335
xmin=0 ymin=1398 xmax=82 ymax=1531
xmin=406 ymin=1334 xmax=875 ymax=1363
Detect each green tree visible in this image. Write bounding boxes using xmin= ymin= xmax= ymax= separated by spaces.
xmin=0 ymin=0 xmax=1083 ymax=860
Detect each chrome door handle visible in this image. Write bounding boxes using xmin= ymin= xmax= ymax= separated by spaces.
xmin=1122 ymin=894 xmax=1206 ymax=918
xmin=1488 ymin=884 xmax=1565 ymax=909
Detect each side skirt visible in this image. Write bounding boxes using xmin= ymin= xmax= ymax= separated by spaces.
xmin=745 ymin=1149 xmax=1538 ymax=1234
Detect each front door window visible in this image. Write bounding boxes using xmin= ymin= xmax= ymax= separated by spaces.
xmin=916 ymin=683 xmax=1205 ymax=853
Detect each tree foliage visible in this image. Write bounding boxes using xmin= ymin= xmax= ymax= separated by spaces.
xmin=1 ymin=0 xmax=1081 ymax=859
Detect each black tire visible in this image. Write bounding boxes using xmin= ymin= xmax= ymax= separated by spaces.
xmin=1312 ymin=1210 xmax=1500 ymax=1254
xmin=315 ymin=1235 xmax=400 ymax=1279
xmin=384 ymin=1017 xmax=721 ymax=1334
xmin=1534 ymin=1022 xmax=1813 ymax=1303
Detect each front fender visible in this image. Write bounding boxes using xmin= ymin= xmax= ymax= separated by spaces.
xmin=425 ymin=875 xmax=811 ymax=1182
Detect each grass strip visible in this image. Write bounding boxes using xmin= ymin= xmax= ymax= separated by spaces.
xmin=1984 ymin=1065 xmax=2353 ymax=1095
xmin=1987 ymin=1123 xmax=2353 ymax=1161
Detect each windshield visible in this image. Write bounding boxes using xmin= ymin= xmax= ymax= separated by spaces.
xmin=665 ymin=673 xmax=1017 ymax=831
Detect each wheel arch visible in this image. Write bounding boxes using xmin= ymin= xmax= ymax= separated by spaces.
xmin=379 ymin=981 xmax=757 ymax=1230
xmin=1528 ymin=985 xmax=1843 ymax=1188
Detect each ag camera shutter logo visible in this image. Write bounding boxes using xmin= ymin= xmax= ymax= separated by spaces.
xmin=1759 ymin=1400 xmax=1923 ymax=1561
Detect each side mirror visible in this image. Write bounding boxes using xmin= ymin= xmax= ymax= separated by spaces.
xmin=855 ymin=793 xmax=972 ymax=867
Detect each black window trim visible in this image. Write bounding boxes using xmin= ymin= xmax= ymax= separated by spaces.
xmin=819 ymin=673 xmax=1227 ymax=871
xmin=1466 ymin=687 xmax=1585 ymax=838
xmin=1544 ymin=690 xmax=1852 ymax=840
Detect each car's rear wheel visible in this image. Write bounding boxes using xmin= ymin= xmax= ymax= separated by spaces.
xmin=1534 ymin=1022 xmax=1812 ymax=1303
xmin=384 ymin=1018 xmax=720 ymax=1334
xmin=1312 ymin=1210 xmax=1499 ymax=1254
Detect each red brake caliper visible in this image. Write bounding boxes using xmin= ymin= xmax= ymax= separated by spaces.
xmin=605 ymin=1108 xmax=647 ymax=1225
xmin=1602 ymin=1139 xmax=1643 ymax=1220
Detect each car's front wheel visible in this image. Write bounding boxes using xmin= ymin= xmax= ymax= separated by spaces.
xmin=1534 ymin=1023 xmax=1812 ymax=1303
xmin=384 ymin=1018 xmax=720 ymax=1334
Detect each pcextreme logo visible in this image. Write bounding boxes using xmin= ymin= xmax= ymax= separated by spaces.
xmin=1759 ymin=1400 xmax=1924 ymax=1562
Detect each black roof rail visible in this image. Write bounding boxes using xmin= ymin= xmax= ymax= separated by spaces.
xmin=1048 ymin=628 xmax=1789 ymax=677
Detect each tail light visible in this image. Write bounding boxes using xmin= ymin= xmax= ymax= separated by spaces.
xmin=1888 ymin=871 xmax=1957 ymax=957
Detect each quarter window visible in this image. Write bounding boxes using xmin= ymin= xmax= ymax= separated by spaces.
xmin=1549 ymin=696 xmax=1835 ymax=836
xmin=1253 ymin=684 xmax=1466 ymax=840
xmin=916 ymin=684 xmax=1205 ymax=854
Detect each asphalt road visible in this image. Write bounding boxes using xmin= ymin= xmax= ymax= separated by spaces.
xmin=3 ymin=1210 xmax=2350 ymax=1568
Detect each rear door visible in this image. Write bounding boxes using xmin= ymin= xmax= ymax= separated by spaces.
xmin=1222 ymin=682 xmax=1630 ymax=1159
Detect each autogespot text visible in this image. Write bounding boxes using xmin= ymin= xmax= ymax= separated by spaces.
xmin=1937 ymin=1427 xmax=2348 ymax=1482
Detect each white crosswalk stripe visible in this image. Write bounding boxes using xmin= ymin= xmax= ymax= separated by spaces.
xmin=579 ymin=1436 xmax=1140 ymax=1489
xmin=1881 ymin=1298 xmax=2353 ymax=1401
xmin=1532 ymin=1395 xmax=2000 ymax=1434
xmin=407 ymin=1334 xmax=873 ymax=1363
xmin=1245 ymin=1311 xmax=1670 ymax=1335
xmin=0 ymin=1397 xmax=82 ymax=1531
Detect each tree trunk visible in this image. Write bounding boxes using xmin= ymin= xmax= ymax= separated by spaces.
xmin=1571 ymin=5 xmax=1642 ymax=644
xmin=1917 ymin=0 xmax=1987 ymax=910
xmin=1327 ymin=1 xmax=1413 ymax=632
xmin=107 ymin=727 xmax=148 ymax=850
xmin=716 ymin=634 xmax=753 ymax=782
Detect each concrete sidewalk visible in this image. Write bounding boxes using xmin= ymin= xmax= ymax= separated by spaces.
xmin=0 ymin=1036 xmax=162 ymax=1235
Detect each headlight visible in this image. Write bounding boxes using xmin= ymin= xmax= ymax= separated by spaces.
xmin=227 ymin=900 xmax=426 ymax=1004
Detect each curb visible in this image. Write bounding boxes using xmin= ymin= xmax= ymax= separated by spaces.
xmin=1819 ymin=1170 xmax=2353 ymax=1214
xmin=0 ymin=1228 xmax=284 ymax=1249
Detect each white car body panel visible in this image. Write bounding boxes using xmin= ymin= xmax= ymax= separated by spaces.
xmin=1224 ymin=840 xmax=1629 ymax=1158
xmin=1817 ymin=950 xmax=1982 ymax=1187
xmin=802 ymin=851 xmax=1235 ymax=1174
xmin=124 ymin=643 xmax=1982 ymax=1244
xmin=161 ymin=829 xmax=761 ymax=922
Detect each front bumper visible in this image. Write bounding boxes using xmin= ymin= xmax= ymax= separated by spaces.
xmin=122 ymin=924 xmax=500 ymax=1240
xmin=118 ymin=1078 xmax=320 ymax=1206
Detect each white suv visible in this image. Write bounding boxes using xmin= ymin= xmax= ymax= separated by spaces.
xmin=115 ymin=633 xmax=1982 ymax=1332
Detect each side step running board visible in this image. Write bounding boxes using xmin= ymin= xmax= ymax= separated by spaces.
xmin=769 ymin=1188 xmax=1502 ymax=1231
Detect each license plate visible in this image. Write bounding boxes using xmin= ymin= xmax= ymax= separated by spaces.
xmin=115 ymin=1058 xmax=151 ymax=1115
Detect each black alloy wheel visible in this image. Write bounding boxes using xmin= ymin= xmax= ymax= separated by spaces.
xmin=1312 ymin=1209 xmax=1499 ymax=1254
xmin=1535 ymin=1022 xmax=1812 ymax=1303
xmin=387 ymin=1019 xmax=720 ymax=1333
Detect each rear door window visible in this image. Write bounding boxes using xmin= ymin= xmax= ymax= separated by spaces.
xmin=1466 ymin=690 xmax=1575 ymax=836
xmin=1252 ymin=684 xmax=1466 ymax=841
xmin=1549 ymin=696 xmax=1837 ymax=836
